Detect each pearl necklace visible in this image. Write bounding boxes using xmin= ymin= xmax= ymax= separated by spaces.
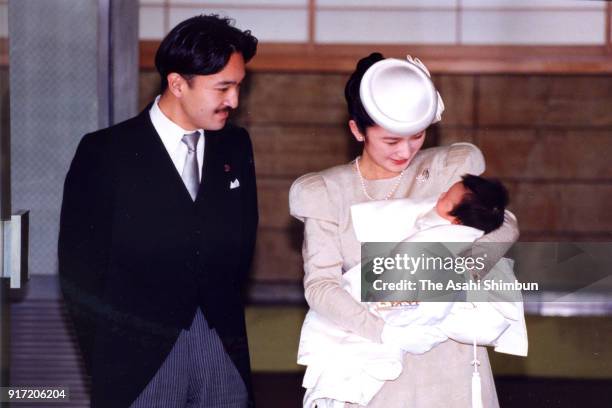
xmin=354 ymin=157 xmax=406 ymax=201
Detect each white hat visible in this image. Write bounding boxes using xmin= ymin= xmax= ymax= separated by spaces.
xmin=360 ymin=56 xmax=445 ymax=136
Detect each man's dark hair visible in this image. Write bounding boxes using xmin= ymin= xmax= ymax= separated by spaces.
xmin=155 ymin=14 xmax=258 ymax=91
xmin=344 ymin=52 xmax=384 ymax=134
xmin=450 ymin=174 xmax=509 ymax=234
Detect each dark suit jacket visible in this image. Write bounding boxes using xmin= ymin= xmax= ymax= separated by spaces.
xmin=58 ymin=106 xmax=258 ymax=407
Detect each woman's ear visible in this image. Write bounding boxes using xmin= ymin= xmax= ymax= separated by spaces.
xmin=349 ymin=120 xmax=365 ymax=142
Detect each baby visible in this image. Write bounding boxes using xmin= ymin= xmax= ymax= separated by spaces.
xmin=375 ymin=174 xmax=509 ymax=310
xmin=435 ymin=174 xmax=508 ymax=234
xmin=299 ymin=175 xmax=526 ymax=408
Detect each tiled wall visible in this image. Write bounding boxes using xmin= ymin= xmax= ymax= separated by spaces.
xmin=139 ymin=0 xmax=309 ymax=42
xmin=139 ymin=0 xmax=610 ymax=46
xmin=139 ymin=70 xmax=612 ymax=285
xmin=0 ymin=1 xmax=609 ymax=46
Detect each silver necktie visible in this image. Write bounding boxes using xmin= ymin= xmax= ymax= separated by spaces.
xmin=181 ymin=131 xmax=200 ymax=201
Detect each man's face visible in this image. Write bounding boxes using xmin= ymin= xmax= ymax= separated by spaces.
xmin=435 ymin=181 xmax=469 ymax=223
xmin=178 ymin=52 xmax=246 ymax=131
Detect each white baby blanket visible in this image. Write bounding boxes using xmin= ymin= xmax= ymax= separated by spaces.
xmin=299 ymin=197 xmax=527 ymax=408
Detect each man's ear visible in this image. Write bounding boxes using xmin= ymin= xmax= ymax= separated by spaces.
xmin=166 ymin=73 xmax=185 ymax=98
xmin=451 ymin=218 xmax=462 ymax=225
xmin=348 ymin=120 xmax=366 ymax=142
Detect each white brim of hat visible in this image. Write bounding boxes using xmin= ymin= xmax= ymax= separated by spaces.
xmin=360 ymin=58 xmax=438 ymax=136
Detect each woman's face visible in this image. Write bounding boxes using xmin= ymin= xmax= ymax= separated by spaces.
xmin=350 ymin=120 xmax=426 ymax=179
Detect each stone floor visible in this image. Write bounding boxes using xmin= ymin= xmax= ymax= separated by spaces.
xmin=7 ymin=277 xmax=612 ymax=408
xmin=252 ymin=373 xmax=612 ymax=408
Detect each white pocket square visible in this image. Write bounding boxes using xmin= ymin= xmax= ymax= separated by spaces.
xmin=230 ymin=179 xmax=240 ymax=189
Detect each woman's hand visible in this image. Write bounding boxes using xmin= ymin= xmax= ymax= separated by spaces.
xmin=381 ymin=324 xmax=448 ymax=354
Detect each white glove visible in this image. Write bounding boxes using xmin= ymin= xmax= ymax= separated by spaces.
xmin=381 ymin=324 xmax=448 ymax=354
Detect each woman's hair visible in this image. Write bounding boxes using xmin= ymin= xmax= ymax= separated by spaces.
xmin=450 ymin=174 xmax=509 ymax=234
xmin=344 ymin=52 xmax=385 ymax=134
xmin=155 ymin=14 xmax=258 ymax=92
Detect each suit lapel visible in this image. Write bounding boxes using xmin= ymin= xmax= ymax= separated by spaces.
xmin=130 ymin=106 xmax=234 ymax=210
xmin=133 ymin=108 xmax=198 ymax=207
xmin=195 ymin=129 xmax=230 ymax=206
xmin=196 ymin=130 xmax=217 ymax=204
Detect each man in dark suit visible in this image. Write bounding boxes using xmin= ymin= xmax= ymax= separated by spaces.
xmin=58 ymin=15 xmax=258 ymax=408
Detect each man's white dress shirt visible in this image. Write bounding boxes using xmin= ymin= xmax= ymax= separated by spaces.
xmin=149 ymin=95 xmax=205 ymax=181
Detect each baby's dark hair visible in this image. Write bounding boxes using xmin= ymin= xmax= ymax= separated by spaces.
xmin=450 ymin=174 xmax=509 ymax=234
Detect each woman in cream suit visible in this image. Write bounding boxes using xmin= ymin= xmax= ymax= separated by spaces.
xmin=289 ymin=53 xmax=519 ymax=407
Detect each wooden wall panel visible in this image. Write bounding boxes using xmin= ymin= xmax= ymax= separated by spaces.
xmin=258 ymin=178 xmax=294 ymax=230
xmin=136 ymin=71 xmax=612 ymax=295
xmin=504 ymin=181 xmax=562 ymax=233
xmin=250 ymin=124 xmax=354 ymax=178
xmin=478 ymin=76 xmax=612 ymax=127
xmin=252 ymin=228 xmax=303 ymax=282
xmin=137 ymin=41 xmax=612 ymax=74
xmin=241 ymin=73 xmax=348 ymax=125
xmin=138 ymin=70 xmax=159 ymax=111
xmin=506 ymin=182 xmax=612 ymax=233
xmin=434 ymin=76 xmax=476 ymax=126
xmin=437 ymin=127 xmax=476 ymax=146
xmin=480 ymin=129 xmax=612 ymax=180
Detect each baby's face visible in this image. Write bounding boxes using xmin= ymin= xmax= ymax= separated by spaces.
xmin=435 ymin=181 xmax=468 ymax=223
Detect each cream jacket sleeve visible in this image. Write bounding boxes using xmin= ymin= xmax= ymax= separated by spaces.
xmin=445 ymin=143 xmax=520 ymax=276
xmin=290 ymin=173 xmax=386 ymax=343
